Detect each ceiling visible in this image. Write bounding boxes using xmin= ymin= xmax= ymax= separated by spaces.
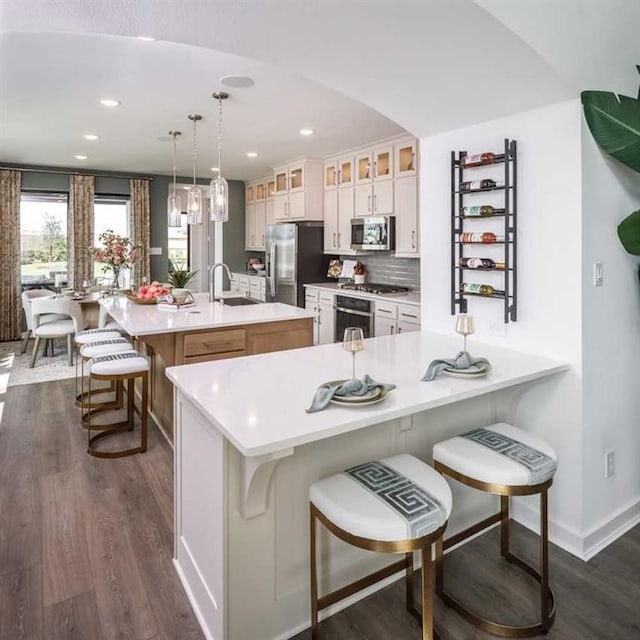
xmin=0 ymin=31 xmax=405 ymax=181
xmin=1 ymin=0 xmax=638 ymax=184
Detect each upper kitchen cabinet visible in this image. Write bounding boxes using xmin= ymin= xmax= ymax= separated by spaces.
xmin=245 ymin=177 xmax=268 ymax=251
xmin=324 ymin=156 xmax=356 ymax=254
xmin=393 ymin=136 xmax=420 ymax=256
xmin=265 ymin=178 xmax=276 ymax=227
xmin=273 ymin=158 xmax=323 ymax=222
xmin=354 ymin=144 xmax=394 ymax=217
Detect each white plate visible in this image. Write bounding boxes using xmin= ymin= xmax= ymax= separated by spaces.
xmin=443 ymin=364 xmax=490 ymax=379
xmin=330 ymin=388 xmax=389 ymax=407
xmin=326 ymin=380 xmax=382 ymax=403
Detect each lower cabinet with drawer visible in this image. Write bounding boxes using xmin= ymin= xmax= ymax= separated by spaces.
xmin=304 ymin=288 xmax=335 ymax=345
xmin=374 ymin=301 xmax=421 ymax=336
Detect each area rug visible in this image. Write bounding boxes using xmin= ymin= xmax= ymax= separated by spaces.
xmin=0 ymin=339 xmax=76 ymax=389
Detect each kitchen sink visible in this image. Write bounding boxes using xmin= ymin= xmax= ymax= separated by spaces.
xmin=215 ymin=297 xmax=259 ymax=306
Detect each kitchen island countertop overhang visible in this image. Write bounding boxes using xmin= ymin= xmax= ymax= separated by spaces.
xmin=166 ymin=330 xmax=569 ymax=458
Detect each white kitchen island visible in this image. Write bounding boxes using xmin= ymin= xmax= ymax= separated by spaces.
xmin=166 ymin=330 xmax=569 ymax=640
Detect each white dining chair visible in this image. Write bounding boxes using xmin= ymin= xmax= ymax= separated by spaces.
xmin=29 ymin=298 xmax=86 ymax=368
xmin=20 ymin=289 xmax=67 ymax=354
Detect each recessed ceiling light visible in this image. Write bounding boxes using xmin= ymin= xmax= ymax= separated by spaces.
xmin=221 ymin=75 xmax=255 ymax=88
xmin=299 ymin=128 xmax=315 ymax=136
xmin=74 ymin=155 xmax=88 ymax=160
xmin=83 ymin=134 xmax=100 ymax=141
xmin=210 ymin=166 xmax=220 ymax=172
xmin=136 ymin=36 xmax=156 ymax=42
xmin=100 ymin=98 xmax=121 ymax=107
xmin=246 ymin=152 xmax=258 ymax=158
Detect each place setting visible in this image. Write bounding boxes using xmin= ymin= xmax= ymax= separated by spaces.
xmin=421 ymin=314 xmax=492 ymax=381
xmin=306 ymin=327 xmax=395 ymax=412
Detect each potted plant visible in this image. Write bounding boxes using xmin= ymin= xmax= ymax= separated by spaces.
xmin=581 ymin=70 xmax=640 ymax=266
xmin=168 ymin=265 xmax=198 ymax=303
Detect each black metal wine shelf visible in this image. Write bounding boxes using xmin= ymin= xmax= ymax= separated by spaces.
xmin=451 ymin=139 xmax=518 ymax=323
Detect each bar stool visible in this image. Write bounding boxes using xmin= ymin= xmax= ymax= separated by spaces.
xmin=74 ymin=328 xmax=122 ymax=407
xmin=309 ymin=454 xmax=452 ymax=640
xmin=433 ymin=422 xmax=557 ymax=637
xmin=86 ymin=350 xmax=148 ymax=458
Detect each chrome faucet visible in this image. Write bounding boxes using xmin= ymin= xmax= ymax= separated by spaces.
xmin=209 ymin=262 xmax=233 ymax=302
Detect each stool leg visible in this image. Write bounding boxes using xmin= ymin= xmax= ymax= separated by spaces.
xmin=141 ymin=372 xmax=148 ymax=451
xmin=500 ymin=495 xmax=510 ymax=559
xmin=127 ymin=378 xmax=135 ymax=431
xmin=540 ymin=488 xmax=550 ymax=633
xmin=310 ymin=504 xmax=319 ymax=639
xmin=21 ymin=329 xmax=31 ymax=354
xmin=67 ymin=334 xmax=73 ymax=366
xmin=405 ymin=552 xmax=415 ymax=615
xmin=421 ymin=546 xmax=433 ymax=640
xmin=435 ymin=536 xmax=444 ymax=596
xmin=29 ymin=335 xmax=41 ymax=368
xmin=86 ymin=374 xmax=93 ymax=452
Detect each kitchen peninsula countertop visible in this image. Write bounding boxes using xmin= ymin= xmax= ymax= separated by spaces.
xmin=99 ymin=292 xmax=313 ymax=337
xmin=166 ymin=330 xmax=568 ymax=457
xmin=304 ymin=281 xmax=421 ymax=306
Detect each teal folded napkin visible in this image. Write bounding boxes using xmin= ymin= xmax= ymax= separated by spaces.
xmin=421 ymin=350 xmax=491 ymax=381
xmin=306 ymin=374 xmax=396 ymax=413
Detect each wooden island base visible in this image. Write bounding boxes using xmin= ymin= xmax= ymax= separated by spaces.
xmin=138 ymin=317 xmax=313 ymax=441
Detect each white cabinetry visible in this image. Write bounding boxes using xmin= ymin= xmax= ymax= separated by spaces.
xmin=354 ymin=145 xmax=394 ymax=217
xmin=245 ymin=180 xmax=267 ymax=251
xmin=393 ymin=137 xmax=420 ymax=256
xmin=232 ymin=273 xmax=266 ymax=301
xmin=273 ymin=158 xmax=323 ymax=222
xmin=323 ymin=156 xmax=355 ymax=254
xmin=305 ymin=288 xmax=335 ymax=344
xmin=374 ymin=300 xmax=421 ymax=336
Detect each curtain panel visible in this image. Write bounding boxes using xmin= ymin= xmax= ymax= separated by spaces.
xmin=129 ymin=178 xmax=150 ymax=284
xmin=68 ymin=174 xmax=95 ymax=288
xmin=0 ymin=169 xmax=22 ymax=341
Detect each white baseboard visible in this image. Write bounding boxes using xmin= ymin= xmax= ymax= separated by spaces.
xmin=511 ymin=496 xmax=640 ymax=561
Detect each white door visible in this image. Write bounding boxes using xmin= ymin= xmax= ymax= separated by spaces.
xmin=373 ymin=180 xmax=394 ymax=215
xmin=374 ymin=315 xmax=396 ymax=337
xmin=394 ymin=176 xmax=418 ymax=255
xmin=324 ymin=190 xmax=339 ymax=252
xmin=318 ymin=295 xmax=335 ymax=344
xmin=245 ymin=202 xmax=255 ymax=250
xmin=338 ymin=187 xmax=354 ymax=252
xmin=274 ymin=194 xmax=289 ymax=221
xmin=354 ymin=184 xmax=372 ymax=217
xmin=254 ymin=201 xmax=266 ymax=250
xmin=305 ymin=291 xmax=319 ymax=345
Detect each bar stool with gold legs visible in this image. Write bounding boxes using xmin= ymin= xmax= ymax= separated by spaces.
xmin=86 ymin=350 xmax=148 ymax=458
xmin=74 ymin=328 xmax=122 ymax=408
xmin=433 ymin=422 xmax=557 ymax=638
xmin=309 ymin=454 xmax=452 ymax=640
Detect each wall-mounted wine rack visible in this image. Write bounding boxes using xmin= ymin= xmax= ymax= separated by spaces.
xmin=451 ymin=138 xmax=517 ymax=323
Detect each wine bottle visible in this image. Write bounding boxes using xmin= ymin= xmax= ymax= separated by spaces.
xmin=459 ymin=257 xmax=505 ymax=270
xmin=462 ymin=282 xmax=505 ymax=296
xmin=462 ymin=205 xmax=495 ymax=217
xmin=461 ymin=152 xmax=496 ymax=167
xmin=459 ymin=179 xmax=504 ymax=192
xmin=460 ymin=232 xmax=505 ymax=243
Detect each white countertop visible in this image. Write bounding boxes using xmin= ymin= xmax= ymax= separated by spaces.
xmin=166 ymin=330 xmax=569 ymax=457
xmin=99 ymin=293 xmax=314 ymax=337
xmin=304 ymin=282 xmax=421 ymax=306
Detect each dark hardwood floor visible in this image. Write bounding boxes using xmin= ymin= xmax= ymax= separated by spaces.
xmin=1 ymin=378 xmax=639 ymax=640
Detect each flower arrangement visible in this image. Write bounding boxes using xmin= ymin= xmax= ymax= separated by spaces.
xmin=88 ymin=230 xmax=140 ymax=289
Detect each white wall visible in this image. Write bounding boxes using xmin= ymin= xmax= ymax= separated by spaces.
xmin=419 ymin=99 xmax=586 ymax=549
xmin=580 ymin=121 xmax=640 ymax=551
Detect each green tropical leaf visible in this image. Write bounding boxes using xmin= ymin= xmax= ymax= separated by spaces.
xmin=617 ymin=209 xmax=640 ymax=255
xmin=581 ymin=90 xmax=640 ymax=173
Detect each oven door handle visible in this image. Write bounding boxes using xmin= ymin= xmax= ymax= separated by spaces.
xmin=334 ymin=306 xmax=373 ymax=318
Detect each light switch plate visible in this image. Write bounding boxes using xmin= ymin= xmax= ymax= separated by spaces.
xmin=149 ymin=247 xmax=163 ymax=256
xmin=594 ymin=262 xmax=604 ymax=287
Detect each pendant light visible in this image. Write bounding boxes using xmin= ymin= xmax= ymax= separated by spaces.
xmin=210 ymin=91 xmax=229 ymax=222
xmin=187 ymin=114 xmax=203 ymax=225
xmin=167 ymin=130 xmax=182 ymax=227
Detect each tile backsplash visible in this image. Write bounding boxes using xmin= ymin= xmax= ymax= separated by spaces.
xmin=340 ymin=254 xmax=420 ymax=290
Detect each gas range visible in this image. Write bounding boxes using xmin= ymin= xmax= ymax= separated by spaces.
xmin=340 ymin=282 xmax=410 ymax=295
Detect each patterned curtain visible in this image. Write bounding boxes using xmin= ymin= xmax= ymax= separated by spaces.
xmin=68 ymin=174 xmax=95 ymax=288
xmin=0 ymin=169 xmax=22 ymax=341
xmin=129 ymin=178 xmax=150 ymax=284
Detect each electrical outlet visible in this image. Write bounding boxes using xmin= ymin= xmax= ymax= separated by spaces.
xmin=604 ymin=449 xmax=615 ymax=478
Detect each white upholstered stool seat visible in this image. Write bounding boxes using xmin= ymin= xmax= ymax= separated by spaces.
xmin=433 ymin=422 xmax=557 ymax=487
xmin=80 ymin=338 xmax=132 ymax=359
xmin=309 ymin=454 xmax=450 ymax=640
xmin=433 ymin=423 xmax=557 ymax=637
xmin=310 ymin=454 xmax=452 ymax=542
xmin=86 ymin=350 xmax=148 ymax=458
xmin=75 ymin=328 xmax=121 ymax=345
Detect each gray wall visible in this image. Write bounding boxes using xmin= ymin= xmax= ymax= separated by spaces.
xmin=6 ymin=163 xmax=246 ymax=283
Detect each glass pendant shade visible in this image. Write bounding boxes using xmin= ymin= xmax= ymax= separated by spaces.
xmin=210 ymin=175 xmax=229 ymax=222
xmin=187 ymin=185 xmax=203 ymax=224
xmin=167 ymin=191 xmax=182 ymax=227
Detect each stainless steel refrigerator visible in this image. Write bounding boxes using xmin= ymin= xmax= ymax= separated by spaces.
xmin=264 ymin=223 xmax=334 ymax=307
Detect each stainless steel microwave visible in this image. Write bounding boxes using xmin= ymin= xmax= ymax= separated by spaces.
xmin=350 ymin=216 xmax=395 ymax=251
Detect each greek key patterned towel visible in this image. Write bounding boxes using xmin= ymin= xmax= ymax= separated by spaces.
xmin=463 ymin=427 xmax=557 ymax=484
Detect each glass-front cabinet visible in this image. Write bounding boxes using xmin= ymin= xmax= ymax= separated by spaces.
xmin=273 ymin=159 xmax=324 ymax=222
xmin=373 ymin=145 xmax=394 ymax=181
xmin=325 ymin=161 xmax=338 ymax=190
xmin=246 ymin=184 xmax=254 ymax=203
xmin=275 ymin=169 xmax=288 ymax=195
xmin=255 ymin=181 xmax=266 ymax=201
xmin=339 ymin=157 xmax=354 ymax=188
xmin=395 ymin=138 xmax=417 ymax=177
xmin=289 ymin=164 xmax=304 ymax=192
xmin=355 ymin=152 xmax=373 ymax=184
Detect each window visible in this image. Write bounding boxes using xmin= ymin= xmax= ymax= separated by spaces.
xmin=19 ymin=192 xmax=68 ymax=285
xmin=168 ymin=213 xmax=190 ymax=272
xmin=93 ymin=196 xmax=130 ymax=284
